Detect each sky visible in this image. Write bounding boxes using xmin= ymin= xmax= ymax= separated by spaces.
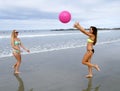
xmin=0 ymin=0 xmax=120 ymax=30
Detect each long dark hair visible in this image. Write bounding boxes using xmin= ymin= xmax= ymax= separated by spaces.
xmin=90 ymin=26 xmax=97 ymax=45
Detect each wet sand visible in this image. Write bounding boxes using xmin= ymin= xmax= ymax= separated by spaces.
xmin=0 ymin=42 xmax=120 ymax=91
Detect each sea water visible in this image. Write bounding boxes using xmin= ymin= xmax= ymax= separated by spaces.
xmin=0 ymin=29 xmax=120 ymax=58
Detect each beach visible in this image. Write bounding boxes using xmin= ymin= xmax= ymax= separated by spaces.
xmin=0 ymin=0 xmax=120 ymax=90
xmin=0 ymin=40 xmax=120 ymax=91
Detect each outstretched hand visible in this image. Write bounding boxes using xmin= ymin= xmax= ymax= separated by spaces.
xmin=74 ymin=22 xmax=80 ymax=29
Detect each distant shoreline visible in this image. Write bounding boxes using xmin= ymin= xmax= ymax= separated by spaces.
xmin=51 ymin=28 xmax=120 ymax=31
xmin=0 ymin=28 xmax=120 ymax=32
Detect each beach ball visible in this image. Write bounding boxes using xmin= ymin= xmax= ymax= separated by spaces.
xmin=59 ymin=11 xmax=71 ymax=23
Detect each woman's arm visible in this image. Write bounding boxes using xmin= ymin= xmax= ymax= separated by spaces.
xmin=74 ymin=22 xmax=93 ymax=37
xmin=19 ymin=40 xmax=30 ymax=52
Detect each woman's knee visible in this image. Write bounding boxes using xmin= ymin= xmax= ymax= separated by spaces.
xmin=15 ymin=54 xmax=21 ymax=61
xmin=82 ymin=61 xmax=86 ymax=65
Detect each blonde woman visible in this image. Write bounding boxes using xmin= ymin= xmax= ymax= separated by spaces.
xmin=11 ymin=30 xmax=30 ymax=74
xmin=74 ymin=22 xmax=100 ymax=78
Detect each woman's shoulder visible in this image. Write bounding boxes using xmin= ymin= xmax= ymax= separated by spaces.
xmin=14 ymin=38 xmax=20 ymax=41
xmin=89 ymin=35 xmax=95 ymax=40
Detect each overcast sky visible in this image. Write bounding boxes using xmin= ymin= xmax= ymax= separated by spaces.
xmin=0 ymin=0 xmax=120 ymax=30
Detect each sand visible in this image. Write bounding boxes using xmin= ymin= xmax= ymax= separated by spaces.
xmin=0 ymin=42 xmax=120 ymax=91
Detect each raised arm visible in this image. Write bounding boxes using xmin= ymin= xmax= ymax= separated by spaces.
xmin=74 ymin=22 xmax=93 ymax=37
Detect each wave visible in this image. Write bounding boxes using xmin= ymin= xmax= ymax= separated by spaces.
xmin=97 ymin=38 xmax=120 ymax=45
xmin=0 ymin=39 xmax=120 ymax=58
xmin=0 ymin=32 xmax=81 ymax=39
xmin=0 ymin=30 xmax=111 ymax=39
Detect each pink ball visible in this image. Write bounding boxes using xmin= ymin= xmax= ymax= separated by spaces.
xmin=59 ymin=11 xmax=71 ymax=23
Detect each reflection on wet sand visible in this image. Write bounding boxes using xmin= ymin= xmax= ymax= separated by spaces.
xmin=14 ymin=74 xmax=24 ymax=91
xmin=14 ymin=74 xmax=33 ymax=91
xmin=82 ymin=78 xmax=100 ymax=91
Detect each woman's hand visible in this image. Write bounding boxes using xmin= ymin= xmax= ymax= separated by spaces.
xmin=74 ymin=22 xmax=90 ymax=36
xmin=74 ymin=22 xmax=80 ymax=29
xmin=26 ymin=49 xmax=30 ymax=53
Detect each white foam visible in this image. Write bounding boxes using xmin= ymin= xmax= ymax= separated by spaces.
xmin=1 ymin=39 xmax=120 ymax=58
xmin=97 ymin=39 xmax=120 ymax=45
xmin=0 ymin=32 xmax=81 ymax=39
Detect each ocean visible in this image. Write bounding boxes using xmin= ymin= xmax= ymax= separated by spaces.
xmin=0 ymin=29 xmax=120 ymax=58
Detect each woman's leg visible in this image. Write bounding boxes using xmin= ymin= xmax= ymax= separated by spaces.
xmin=82 ymin=51 xmax=93 ymax=66
xmin=13 ymin=53 xmax=21 ymax=73
xmin=13 ymin=53 xmax=17 ymax=68
xmin=82 ymin=51 xmax=100 ymax=71
xmin=86 ymin=53 xmax=93 ymax=78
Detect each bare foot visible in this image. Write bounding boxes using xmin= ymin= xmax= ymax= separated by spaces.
xmin=85 ymin=75 xmax=93 ymax=78
xmin=14 ymin=71 xmax=21 ymax=74
xmin=12 ymin=65 xmax=15 ymax=68
xmin=12 ymin=64 xmax=17 ymax=69
xmin=95 ymin=64 xmax=100 ymax=71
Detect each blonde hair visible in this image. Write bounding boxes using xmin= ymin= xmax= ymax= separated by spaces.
xmin=11 ymin=30 xmax=17 ymax=45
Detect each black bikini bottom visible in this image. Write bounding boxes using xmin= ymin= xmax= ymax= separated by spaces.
xmin=92 ymin=49 xmax=94 ymax=53
xmin=88 ymin=49 xmax=94 ymax=53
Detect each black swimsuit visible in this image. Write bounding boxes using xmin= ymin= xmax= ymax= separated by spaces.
xmin=92 ymin=49 xmax=94 ymax=53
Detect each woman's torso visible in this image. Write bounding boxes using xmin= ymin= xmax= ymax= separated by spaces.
xmin=86 ymin=37 xmax=94 ymax=50
xmin=14 ymin=38 xmax=21 ymax=49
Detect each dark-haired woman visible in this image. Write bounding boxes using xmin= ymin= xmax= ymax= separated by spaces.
xmin=74 ymin=22 xmax=100 ymax=78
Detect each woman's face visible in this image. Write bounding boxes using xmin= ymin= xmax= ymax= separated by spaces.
xmin=89 ymin=27 xmax=93 ymax=33
xmin=14 ymin=31 xmax=19 ymax=37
